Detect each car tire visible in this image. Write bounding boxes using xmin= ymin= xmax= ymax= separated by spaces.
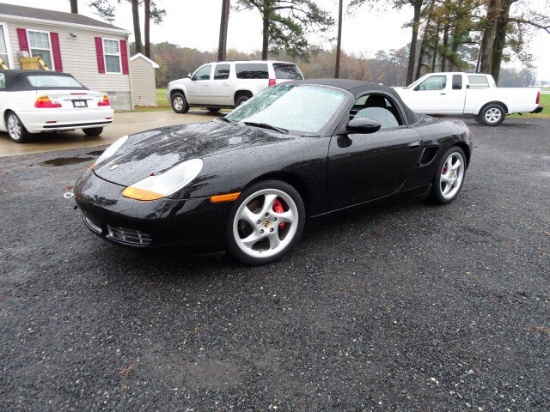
xmin=171 ymin=92 xmax=189 ymax=114
xmin=83 ymin=127 xmax=103 ymax=137
xmin=207 ymin=107 xmax=220 ymax=113
xmin=476 ymin=103 xmax=505 ymax=126
xmin=429 ymin=146 xmax=466 ymax=205
xmin=235 ymin=95 xmax=251 ymax=107
xmin=226 ymin=180 xmax=305 ymax=265
xmin=6 ymin=111 xmax=31 ymax=143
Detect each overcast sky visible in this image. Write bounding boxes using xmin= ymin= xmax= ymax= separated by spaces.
xmin=3 ymin=0 xmax=549 ymax=81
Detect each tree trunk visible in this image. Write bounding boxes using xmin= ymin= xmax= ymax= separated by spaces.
xmin=431 ymin=22 xmax=440 ymax=72
xmin=441 ymin=18 xmax=450 ymax=71
xmin=261 ymin=0 xmax=270 ymax=60
xmin=415 ymin=28 xmax=428 ymax=80
xmin=479 ymin=0 xmax=499 ymax=75
xmin=491 ymin=1 xmax=513 ymax=83
xmin=70 ymin=0 xmax=78 ymax=14
xmin=218 ymin=0 xmax=230 ymax=61
xmin=132 ymin=0 xmax=143 ymax=55
xmin=406 ymin=1 xmax=423 ymax=85
xmin=144 ymin=0 xmax=151 ymax=57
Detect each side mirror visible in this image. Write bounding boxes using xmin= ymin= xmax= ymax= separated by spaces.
xmin=188 ymin=73 xmax=193 ymax=80
xmin=347 ymin=117 xmax=381 ymax=134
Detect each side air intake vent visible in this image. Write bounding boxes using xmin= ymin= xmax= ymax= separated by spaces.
xmin=419 ymin=146 xmax=438 ymax=166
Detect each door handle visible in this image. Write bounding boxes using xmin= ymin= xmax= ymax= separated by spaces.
xmin=440 ymin=93 xmax=446 ymax=95
xmin=408 ymin=141 xmax=421 ymax=149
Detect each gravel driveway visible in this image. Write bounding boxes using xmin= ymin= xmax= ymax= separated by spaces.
xmin=0 ymin=118 xmax=548 ymax=411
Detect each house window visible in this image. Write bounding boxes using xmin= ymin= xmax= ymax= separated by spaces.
xmin=103 ymin=39 xmax=121 ymax=73
xmin=0 ymin=24 xmax=11 ymax=68
xmin=28 ymin=30 xmax=54 ymax=70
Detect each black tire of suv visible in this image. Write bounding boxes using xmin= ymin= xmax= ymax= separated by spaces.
xmin=235 ymin=95 xmax=251 ymax=107
xmin=171 ymin=92 xmax=190 ymax=114
xmin=83 ymin=127 xmax=103 ymax=137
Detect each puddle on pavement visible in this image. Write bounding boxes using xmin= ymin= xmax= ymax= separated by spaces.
xmin=40 ymin=157 xmax=94 ymax=166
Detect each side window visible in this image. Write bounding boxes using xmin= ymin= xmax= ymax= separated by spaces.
xmin=467 ymin=75 xmax=489 ymax=87
xmin=353 ymin=94 xmax=402 ymax=129
xmin=452 ymin=74 xmax=462 ymax=90
xmin=0 ymin=73 xmax=5 ymax=91
xmin=235 ymin=63 xmax=268 ymax=79
xmin=193 ymin=65 xmax=211 ymax=80
xmin=214 ymin=63 xmax=230 ymax=80
xmin=416 ymin=75 xmax=447 ymax=91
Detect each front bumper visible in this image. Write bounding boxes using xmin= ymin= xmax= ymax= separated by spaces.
xmin=74 ymin=169 xmax=232 ymax=253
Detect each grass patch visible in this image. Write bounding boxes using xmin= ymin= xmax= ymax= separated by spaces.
xmin=157 ymin=88 xmax=169 ymax=107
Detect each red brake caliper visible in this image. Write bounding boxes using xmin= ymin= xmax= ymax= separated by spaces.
xmin=273 ymin=199 xmax=285 ymax=230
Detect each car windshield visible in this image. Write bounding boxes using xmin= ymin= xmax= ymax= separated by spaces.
xmin=226 ymin=84 xmax=347 ymax=134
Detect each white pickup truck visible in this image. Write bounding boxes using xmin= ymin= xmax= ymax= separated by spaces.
xmin=395 ymin=72 xmax=543 ymax=126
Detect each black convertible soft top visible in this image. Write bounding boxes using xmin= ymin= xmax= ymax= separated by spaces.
xmin=289 ymin=78 xmax=421 ymax=125
xmin=0 ymin=70 xmax=88 ymax=92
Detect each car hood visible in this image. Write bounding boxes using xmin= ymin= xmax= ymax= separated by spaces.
xmin=94 ymin=120 xmax=288 ymax=186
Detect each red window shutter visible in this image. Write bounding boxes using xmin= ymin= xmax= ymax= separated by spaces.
xmin=50 ymin=33 xmax=63 ymax=72
xmin=95 ymin=37 xmax=105 ymax=74
xmin=17 ymin=28 xmax=29 ymax=52
xmin=120 ymin=39 xmax=129 ymax=75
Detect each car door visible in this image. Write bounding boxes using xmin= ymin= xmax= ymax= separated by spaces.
xmin=209 ymin=63 xmax=232 ymax=105
xmin=405 ymin=74 xmax=451 ymax=113
xmin=326 ymin=120 xmax=423 ymax=211
xmin=186 ymin=64 xmax=212 ymax=104
xmin=442 ymin=74 xmax=468 ymax=114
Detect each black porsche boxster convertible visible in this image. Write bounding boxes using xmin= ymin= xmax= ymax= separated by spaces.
xmin=75 ymin=79 xmax=473 ymax=265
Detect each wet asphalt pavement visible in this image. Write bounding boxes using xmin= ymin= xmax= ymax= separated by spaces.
xmin=0 ymin=118 xmax=549 ymax=411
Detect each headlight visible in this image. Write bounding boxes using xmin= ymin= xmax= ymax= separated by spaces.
xmin=122 ymin=159 xmax=203 ymax=201
xmin=94 ymin=135 xmax=129 ymax=166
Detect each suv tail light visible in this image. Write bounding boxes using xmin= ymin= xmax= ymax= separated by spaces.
xmin=268 ymin=79 xmax=277 ymax=87
xmin=98 ymin=95 xmax=111 ymax=107
xmin=536 ymin=91 xmax=540 ymax=105
xmin=35 ymin=96 xmax=61 ymax=108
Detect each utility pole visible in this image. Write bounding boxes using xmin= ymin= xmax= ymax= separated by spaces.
xmin=218 ymin=0 xmax=231 ymax=61
xmin=335 ymin=0 xmax=343 ymax=78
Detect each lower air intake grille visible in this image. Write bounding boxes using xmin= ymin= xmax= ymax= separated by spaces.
xmin=106 ymin=224 xmax=152 ymax=246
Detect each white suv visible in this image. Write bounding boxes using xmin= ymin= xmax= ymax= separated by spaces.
xmin=167 ymin=60 xmax=304 ymax=113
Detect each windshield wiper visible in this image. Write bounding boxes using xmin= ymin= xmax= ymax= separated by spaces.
xmin=243 ymin=121 xmax=288 ymax=134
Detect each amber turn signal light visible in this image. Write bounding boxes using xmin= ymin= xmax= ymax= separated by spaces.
xmin=210 ymin=192 xmax=241 ymax=203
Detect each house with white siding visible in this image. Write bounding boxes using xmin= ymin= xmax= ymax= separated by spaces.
xmin=0 ymin=3 xmax=133 ymax=110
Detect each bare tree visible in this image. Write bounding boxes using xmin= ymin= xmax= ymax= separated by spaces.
xmin=236 ymin=0 xmax=334 ymax=60
xmin=89 ymin=0 xmax=165 ymax=58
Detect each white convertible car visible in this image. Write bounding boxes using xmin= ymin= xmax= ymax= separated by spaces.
xmin=0 ymin=70 xmax=114 ymax=143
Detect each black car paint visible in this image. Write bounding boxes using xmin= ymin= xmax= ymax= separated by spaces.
xmin=75 ymin=80 xmax=472 ymax=252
